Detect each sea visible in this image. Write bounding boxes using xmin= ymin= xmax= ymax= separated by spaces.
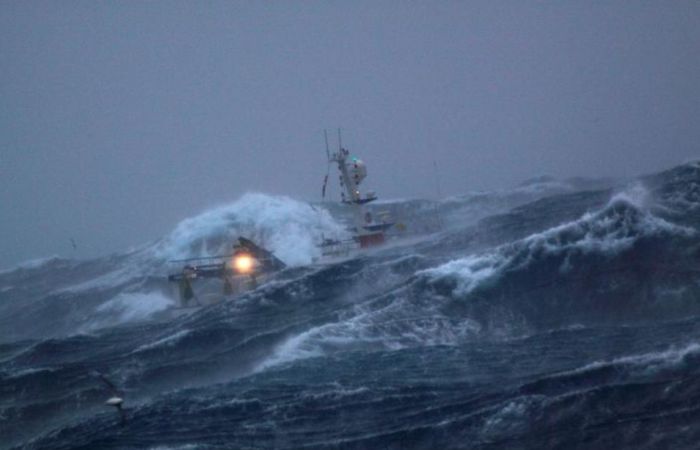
xmin=3 ymin=162 xmax=700 ymax=449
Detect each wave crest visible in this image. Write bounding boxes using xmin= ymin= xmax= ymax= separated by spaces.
xmin=422 ymin=187 xmax=694 ymax=296
xmin=153 ymin=193 xmax=346 ymax=266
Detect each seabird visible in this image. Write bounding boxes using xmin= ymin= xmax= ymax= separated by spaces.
xmin=93 ymin=371 xmax=126 ymax=426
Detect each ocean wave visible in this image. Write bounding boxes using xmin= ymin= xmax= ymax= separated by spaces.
xmin=55 ymin=263 xmax=148 ymax=294
xmin=0 ymin=255 xmax=64 ymax=275
xmin=561 ymin=341 xmax=700 ymax=381
xmin=151 ymin=193 xmax=347 ymax=266
xmin=80 ymin=291 xmax=174 ymax=332
xmin=257 ymin=293 xmax=481 ymax=371
xmin=420 ymin=186 xmax=695 ymax=297
xmin=132 ymin=329 xmax=192 ymax=354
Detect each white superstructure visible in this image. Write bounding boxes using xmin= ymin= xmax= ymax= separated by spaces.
xmin=324 ymin=130 xmax=392 ymax=248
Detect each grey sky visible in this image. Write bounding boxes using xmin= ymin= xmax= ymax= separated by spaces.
xmin=2 ymin=1 xmax=699 ymax=267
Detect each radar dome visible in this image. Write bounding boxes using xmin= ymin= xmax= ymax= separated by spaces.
xmin=347 ymin=158 xmax=367 ymax=185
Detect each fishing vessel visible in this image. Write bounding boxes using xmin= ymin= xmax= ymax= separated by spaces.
xmin=166 ymin=130 xmax=394 ymax=306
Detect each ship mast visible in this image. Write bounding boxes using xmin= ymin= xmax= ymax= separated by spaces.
xmin=327 ymin=129 xmax=389 ymax=248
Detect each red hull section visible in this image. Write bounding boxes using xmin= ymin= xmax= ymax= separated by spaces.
xmin=359 ymin=232 xmax=385 ymax=248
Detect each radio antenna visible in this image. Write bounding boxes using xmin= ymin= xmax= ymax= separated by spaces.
xmin=432 ymin=159 xmax=445 ymax=230
xmin=321 ymin=129 xmax=332 ymax=201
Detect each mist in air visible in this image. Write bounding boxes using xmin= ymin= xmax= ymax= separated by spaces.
xmin=1 ymin=2 xmax=698 ymax=266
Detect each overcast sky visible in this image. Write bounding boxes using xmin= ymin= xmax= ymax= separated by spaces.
xmin=2 ymin=1 xmax=699 ymax=267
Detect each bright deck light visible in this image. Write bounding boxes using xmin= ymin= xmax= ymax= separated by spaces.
xmin=233 ymin=254 xmax=254 ymax=274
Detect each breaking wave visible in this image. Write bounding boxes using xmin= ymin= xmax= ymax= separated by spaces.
xmin=81 ymin=291 xmax=174 ymax=332
xmin=152 ymin=193 xmax=346 ymax=266
xmin=421 ymin=186 xmax=695 ymax=297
